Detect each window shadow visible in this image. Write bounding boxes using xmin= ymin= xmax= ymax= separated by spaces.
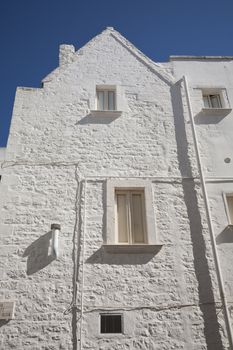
xmin=77 ymin=113 xmax=118 ymax=125
xmin=85 ymin=246 xmax=160 ymax=265
xmin=0 ymin=320 xmax=10 ymax=328
xmin=194 ymin=112 xmax=226 ymax=125
xmin=23 ymin=231 xmax=55 ymax=275
xmin=216 ymin=226 xmax=233 ymax=244
xmin=171 ymin=81 xmax=223 ymax=350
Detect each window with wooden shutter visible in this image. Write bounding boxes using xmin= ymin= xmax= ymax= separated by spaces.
xmin=115 ymin=190 xmax=147 ymax=244
xmin=203 ymin=94 xmax=222 ymax=108
xmin=97 ymin=89 xmax=116 ymax=111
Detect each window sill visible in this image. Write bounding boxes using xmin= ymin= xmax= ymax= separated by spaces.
xmin=103 ymin=244 xmax=163 ymax=254
xmin=202 ymin=108 xmax=232 ymax=116
xmin=90 ymin=110 xmax=122 ymax=117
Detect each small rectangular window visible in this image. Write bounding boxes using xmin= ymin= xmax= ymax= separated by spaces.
xmin=203 ymin=94 xmax=222 ymax=108
xmin=115 ymin=189 xmax=147 ymax=244
xmin=100 ymin=314 xmax=122 ymax=334
xmin=226 ymin=195 xmax=233 ymax=224
xmin=97 ymin=89 xmax=116 ymax=111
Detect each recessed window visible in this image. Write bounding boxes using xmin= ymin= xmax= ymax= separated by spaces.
xmin=115 ymin=189 xmax=147 ymax=244
xmin=105 ymin=180 xmax=159 ymax=253
xmin=203 ymin=94 xmax=222 ymax=108
xmin=100 ymin=314 xmax=122 ymax=334
xmin=97 ymin=89 xmax=116 ymax=111
xmin=226 ymin=195 xmax=233 ymax=224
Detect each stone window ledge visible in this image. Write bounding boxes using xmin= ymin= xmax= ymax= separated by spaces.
xmin=103 ymin=244 xmax=163 ymax=254
xmin=202 ymin=108 xmax=232 ymax=116
xmin=90 ymin=110 xmax=122 ymax=117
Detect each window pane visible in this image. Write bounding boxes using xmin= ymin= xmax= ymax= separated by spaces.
xmin=116 ymin=194 xmax=129 ymax=243
xmin=97 ymin=91 xmax=104 ymax=110
xmin=227 ymin=196 xmax=233 ymax=224
xmin=210 ymin=95 xmax=221 ymax=108
xmin=101 ymin=315 xmax=122 ymax=333
xmin=108 ymin=91 xmax=115 ymax=110
xmin=203 ymin=95 xmax=210 ymax=108
xmin=131 ymin=194 xmax=145 ymax=243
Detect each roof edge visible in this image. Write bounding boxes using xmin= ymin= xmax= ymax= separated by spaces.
xmin=170 ymin=55 xmax=233 ymax=61
xmin=43 ymin=27 xmax=175 ymax=85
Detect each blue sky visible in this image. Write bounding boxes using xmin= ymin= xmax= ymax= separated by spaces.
xmin=0 ymin=0 xmax=232 ymax=146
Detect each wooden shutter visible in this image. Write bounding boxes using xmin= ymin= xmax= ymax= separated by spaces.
xmin=97 ymin=91 xmax=104 ymax=110
xmin=227 ymin=196 xmax=233 ymax=224
xmin=108 ymin=91 xmax=115 ymax=110
xmin=203 ymin=95 xmax=210 ymax=108
xmin=116 ymin=193 xmax=129 ymax=243
xmin=115 ymin=189 xmax=146 ymax=244
xmin=131 ymin=193 xmax=145 ymax=243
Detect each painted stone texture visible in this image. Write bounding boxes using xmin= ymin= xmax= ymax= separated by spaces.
xmin=0 ymin=28 xmax=232 ymax=349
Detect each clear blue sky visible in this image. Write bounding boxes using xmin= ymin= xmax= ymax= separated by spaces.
xmin=0 ymin=0 xmax=232 ymax=147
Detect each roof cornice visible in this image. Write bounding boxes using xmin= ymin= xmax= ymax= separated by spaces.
xmin=170 ymin=55 xmax=233 ymax=61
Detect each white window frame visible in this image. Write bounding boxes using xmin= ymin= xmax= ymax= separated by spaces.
xmin=203 ymin=94 xmax=222 ymax=108
xmin=115 ymin=189 xmax=147 ymax=244
xmin=96 ymin=88 xmax=116 ymax=111
xmin=105 ymin=180 xmax=160 ymax=253
xmin=200 ymin=87 xmax=232 ymax=116
xmin=202 ymin=88 xmax=226 ymax=109
xmin=90 ymin=84 xmax=125 ymax=117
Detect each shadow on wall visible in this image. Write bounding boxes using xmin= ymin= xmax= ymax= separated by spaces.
xmin=216 ymin=226 xmax=233 ymax=244
xmin=23 ymin=231 xmax=55 ymax=275
xmin=86 ymin=246 xmax=161 ymax=265
xmin=0 ymin=320 xmax=10 ymax=328
xmin=77 ymin=113 xmax=118 ymax=125
xmin=194 ymin=112 xmax=226 ymax=125
xmin=171 ymin=81 xmax=223 ymax=350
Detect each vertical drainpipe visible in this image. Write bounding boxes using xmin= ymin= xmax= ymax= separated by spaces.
xmin=80 ymin=179 xmax=87 ymax=350
xmin=183 ymin=75 xmax=233 ymax=349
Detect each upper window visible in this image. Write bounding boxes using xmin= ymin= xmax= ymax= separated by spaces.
xmin=91 ymin=85 xmax=123 ymax=117
xmin=97 ymin=89 xmax=116 ymax=111
xmin=203 ymin=94 xmax=222 ymax=108
xmin=200 ymin=88 xmax=232 ymax=116
xmin=115 ymin=189 xmax=147 ymax=244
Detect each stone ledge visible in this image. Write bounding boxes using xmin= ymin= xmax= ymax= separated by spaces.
xmin=201 ymin=108 xmax=232 ymax=117
xmin=90 ymin=110 xmax=122 ymax=117
xmin=102 ymin=244 xmax=163 ymax=254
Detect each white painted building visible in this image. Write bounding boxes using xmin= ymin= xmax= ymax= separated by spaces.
xmin=0 ymin=27 xmax=233 ymax=349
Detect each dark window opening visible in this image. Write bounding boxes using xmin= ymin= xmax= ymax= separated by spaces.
xmin=100 ymin=314 xmax=122 ymax=333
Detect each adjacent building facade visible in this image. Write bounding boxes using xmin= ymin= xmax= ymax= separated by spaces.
xmin=1 ymin=27 xmax=233 ymax=349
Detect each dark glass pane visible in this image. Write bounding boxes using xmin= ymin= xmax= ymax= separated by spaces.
xmin=100 ymin=315 xmax=122 ymax=333
xmin=210 ymin=94 xmax=221 ymax=108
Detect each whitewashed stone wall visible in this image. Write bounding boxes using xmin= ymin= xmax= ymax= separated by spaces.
xmin=172 ymin=57 xmax=233 ymax=349
xmin=0 ymin=28 xmax=229 ymax=349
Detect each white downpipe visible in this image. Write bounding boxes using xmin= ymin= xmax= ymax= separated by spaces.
xmin=183 ymin=75 xmax=233 ymax=349
xmin=51 ymin=223 xmax=61 ymax=259
xmin=80 ymin=179 xmax=87 ymax=350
